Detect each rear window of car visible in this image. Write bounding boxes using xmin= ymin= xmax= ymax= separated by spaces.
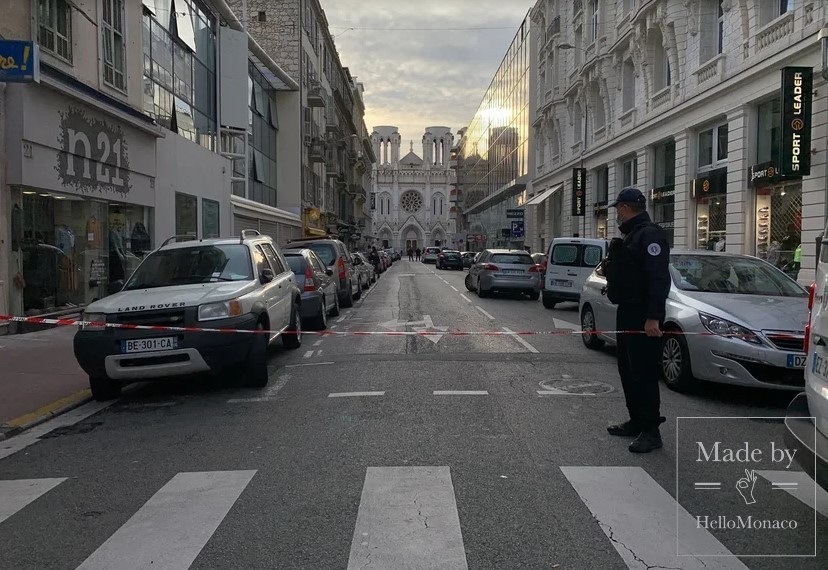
xmin=284 ymin=254 xmax=306 ymax=274
xmin=583 ymin=246 xmax=603 ymax=267
xmin=551 ymin=244 xmax=579 ymax=266
xmin=443 ymin=251 xmax=460 ymax=258
xmin=426 ymin=247 xmax=441 ymax=254
xmin=304 ymin=243 xmax=337 ymax=266
xmin=491 ymin=254 xmax=534 ymax=264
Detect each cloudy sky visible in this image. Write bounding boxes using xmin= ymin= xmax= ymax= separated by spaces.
xmin=321 ymin=0 xmax=534 ymax=149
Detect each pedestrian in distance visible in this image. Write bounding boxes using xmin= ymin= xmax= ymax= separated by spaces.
xmin=415 ymin=248 xmax=421 ymax=261
xmin=408 ymin=248 xmax=414 ymax=261
xmin=604 ymin=187 xmax=670 ymax=453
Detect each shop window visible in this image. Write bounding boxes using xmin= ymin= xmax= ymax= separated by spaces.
xmin=755 ymin=185 xmax=802 ymax=279
xmin=38 ymin=0 xmax=72 ymax=62
xmin=653 ymin=140 xmax=676 ymax=246
xmin=756 ymin=98 xmax=781 ymax=165
xmin=203 ymin=199 xmax=220 ymax=238
xmin=175 ymin=193 xmax=198 ymax=237
xmin=102 ymin=0 xmax=127 ymax=91
xmin=594 ymin=166 xmax=608 ymax=238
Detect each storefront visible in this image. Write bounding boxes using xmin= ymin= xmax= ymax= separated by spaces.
xmin=593 ymin=166 xmax=608 ymax=239
xmin=4 ymin=84 xmax=158 ymax=318
xmin=651 ymin=140 xmax=676 ymax=246
xmin=748 ymin=162 xmax=802 ymax=278
xmin=692 ymin=167 xmax=727 ymax=250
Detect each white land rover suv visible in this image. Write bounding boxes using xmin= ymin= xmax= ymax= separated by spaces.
xmin=74 ymin=231 xmax=301 ymax=400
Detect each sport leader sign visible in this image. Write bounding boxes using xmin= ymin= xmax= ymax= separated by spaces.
xmin=571 ymin=168 xmax=586 ymax=216
xmin=780 ymin=67 xmax=813 ymax=177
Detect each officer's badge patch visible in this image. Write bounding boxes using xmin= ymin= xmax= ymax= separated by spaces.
xmin=647 ymin=243 xmax=661 ymax=256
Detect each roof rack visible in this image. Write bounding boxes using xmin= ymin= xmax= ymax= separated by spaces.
xmin=287 ymin=234 xmax=339 ymax=243
xmin=160 ymin=235 xmax=198 ymax=248
xmin=240 ymin=229 xmax=262 ymax=243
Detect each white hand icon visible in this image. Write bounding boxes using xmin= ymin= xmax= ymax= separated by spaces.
xmin=736 ymin=469 xmax=758 ymax=505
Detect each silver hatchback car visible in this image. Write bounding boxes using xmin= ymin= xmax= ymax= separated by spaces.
xmin=465 ymin=249 xmax=542 ymax=300
xmin=579 ymin=250 xmax=809 ymax=392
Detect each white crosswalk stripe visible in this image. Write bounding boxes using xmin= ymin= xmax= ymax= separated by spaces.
xmin=0 ymin=478 xmax=67 ymax=524
xmin=561 ymin=466 xmax=749 ymax=569
xmin=757 ymin=470 xmax=828 ymax=518
xmin=75 ymin=470 xmax=256 ymax=570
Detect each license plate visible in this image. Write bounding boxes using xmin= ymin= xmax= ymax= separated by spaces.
xmin=553 ymin=279 xmax=573 ymax=288
xmin=502 ymin=269 xmax=524 ymax=275
xmin=787 ymin=354 xmax=807 ymax=368
xmin=812 ymin=353 xmax=828 ymax=377
xmin=122 ymin=337 xmax=178 ymax=354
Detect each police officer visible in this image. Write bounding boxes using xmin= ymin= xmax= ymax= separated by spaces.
xmin=604 ymin=188 xmax=671 ymax=453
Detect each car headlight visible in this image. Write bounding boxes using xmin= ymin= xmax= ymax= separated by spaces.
xmin=698 ymin=313 xmax=762 ymax=344
xmin=198 ymin=299 xmax=243 ymax=321
xmin=81 ymin=312 xmax=107 ymax=331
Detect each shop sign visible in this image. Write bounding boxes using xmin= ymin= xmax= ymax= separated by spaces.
xmin=593 ymin=201 xmax=608 ymax=217
xmin=506 ymin=208 xmax=524 ymax=219
xmin=571 ymin=168 xmax=586 ymax=216
xmin=780 ymin=67 xmax=813 ymax=177
xmin=511 ymin=220 xmax=525 ymax=238
xmin=691 ymin=168 xmax=727 ymax=199
xmin=0 ymin=40 xmax=40 ymax=83
xmin=747 ymin=161 xmax=782 ymax=188
xmin=56 ymin=107 xmax=131 ymax=195
xmin=651 ymin=185 xmax=676 ymax=204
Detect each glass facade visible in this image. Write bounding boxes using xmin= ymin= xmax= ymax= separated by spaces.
xmin=142 ymin=0 xmax=217 ymax=150
xmin=247 ymin=61 xmax=279 ymax=207
xmin=458 ymin=15 xmax=530 ymax=249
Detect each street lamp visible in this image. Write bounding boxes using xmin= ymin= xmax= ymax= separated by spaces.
xmin=556 ymin=43 xmax=588 ymax=238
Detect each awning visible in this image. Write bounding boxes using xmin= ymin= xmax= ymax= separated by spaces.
xmin=524 ymin=183 xmax=562 ymax=207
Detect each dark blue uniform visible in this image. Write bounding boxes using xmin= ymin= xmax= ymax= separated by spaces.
xmin=605 ymin=211 xmax=670 ymax=430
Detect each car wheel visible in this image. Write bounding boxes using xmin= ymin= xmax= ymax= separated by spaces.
xmin=89 ymin=375 xmax=121 ymax=401
xmin=580 ymin=305 xmax=605 ymax=349
xmin=341 ymin=284 xmax=354 ymax=308
xmin=309 ymin=297 xmax=327 ymax=331
xmin=282 ymin=303 xmax=303 ymax=349
xmin=477 ymin=279 xmax=489 ymax=298
xmin=329 ymin=292 xmax=340 ymax=317
xmin=465 ymin=274 xmax=474 ymax=291
xmin=542 ymin=294 xmax=557 ymax=310
xmin=354 ymin=279 xmax=363 ymax=300
xmin=528 ymin=291 xmax=540 ymax=301
xmin=244 ymin=320 xmax=270 ymax=387
xmin=662 ymin=331 xmax=697 ymax=392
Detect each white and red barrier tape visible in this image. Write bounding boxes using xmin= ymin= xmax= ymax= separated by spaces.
xmin=0 ymin=314 xmax=799 ymax=342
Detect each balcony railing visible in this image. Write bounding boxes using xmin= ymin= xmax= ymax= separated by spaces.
xmin=307 ymin=81 xmax=327 ymax=108
xmin=309 ymin=139 xmax=326 ymax=163
xmin=651 ymin=87 xmax=671 ymax=110
xmin=755 ymin=12 xmax=794 ymax=54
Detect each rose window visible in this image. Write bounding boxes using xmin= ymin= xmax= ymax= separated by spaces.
xmin=400 ymin=191 xmax=423 ymax=213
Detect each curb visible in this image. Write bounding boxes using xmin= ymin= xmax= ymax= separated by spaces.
xmin=0 ymin=389 xmax=93 ymax=442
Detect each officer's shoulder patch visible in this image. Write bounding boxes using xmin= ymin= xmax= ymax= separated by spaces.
xmin=647 ymin=243 xmax=662 ymax=256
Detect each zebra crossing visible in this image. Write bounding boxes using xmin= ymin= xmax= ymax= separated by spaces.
xmin=0 ymin=466 xmax=825 ymax=569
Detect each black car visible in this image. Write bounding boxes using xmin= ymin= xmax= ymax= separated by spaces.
xmin=436 ymin=250 xmax=463 ymax=270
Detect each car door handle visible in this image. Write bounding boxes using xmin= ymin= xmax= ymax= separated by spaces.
xmin=600 ymin=286 xmax=607 ymax=296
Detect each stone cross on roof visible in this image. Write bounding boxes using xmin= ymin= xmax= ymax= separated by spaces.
xmin=410 ymin=141 xmax=414 ymax=152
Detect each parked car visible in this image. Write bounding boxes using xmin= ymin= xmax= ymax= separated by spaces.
xmin=284 ymin=236 xmax=361 ymax=307
xmin=465 ymin=249 xmax=542 ymax=299
xmin=579 ymin=250 xmax=809 ymax=393
xmin=543 ymin=237 xmax=607 ymax=309
xmin=436 ymin=250 xmax=463 ymax=270
xmin=531 ymin=253 xmax=548 ymax=287
xmin=422 ymin=246 xmax=442 ymax=264
xmin=352 ymin=252 xmax=375 ymax=288
xmin=461 ymin=252 xmax=477 ymax=269
xmin=785 ymin=228 xmax=828 ymax=490
xmin=283 ymin=249 xmax=339 ymax=330
xmin=74 ymin=231 xmax=302 ymax=400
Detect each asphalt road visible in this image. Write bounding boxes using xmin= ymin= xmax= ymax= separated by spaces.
xmin=0 ymin=260 xmax=825 ymax=569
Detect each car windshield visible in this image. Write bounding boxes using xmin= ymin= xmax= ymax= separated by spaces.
xmin=669 ymin=254 xmax=806 ymax=297
xmin=490 ymin=253 xmax=534 ymax=265
xmin=284 ymin=255 xmax=306 ymax=274
xmin=124 ymin=245 xmax=253 ymax=290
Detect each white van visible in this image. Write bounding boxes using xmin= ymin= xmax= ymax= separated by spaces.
xmin=786 ymin=229 xmax=828 ymax=490
xmin=542 ymin=237 xmax=607 ymax=309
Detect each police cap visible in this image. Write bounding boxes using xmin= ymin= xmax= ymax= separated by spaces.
xmin=609 ymin=187 xmax=647 ymax=208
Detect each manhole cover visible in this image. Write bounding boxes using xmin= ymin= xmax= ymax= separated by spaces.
xmin=539 ymin=379 xmax=614 ymax=395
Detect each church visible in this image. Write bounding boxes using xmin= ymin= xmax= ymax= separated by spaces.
xmin=370 ymin=126 xmax=456 ymax=251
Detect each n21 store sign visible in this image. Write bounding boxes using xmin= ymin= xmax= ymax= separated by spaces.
xmin=780 ymin=67 xmax=813 ymax=177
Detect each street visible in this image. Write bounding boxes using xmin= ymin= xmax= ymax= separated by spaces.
xmin=0 ymin=260 xmax=826 ymax=569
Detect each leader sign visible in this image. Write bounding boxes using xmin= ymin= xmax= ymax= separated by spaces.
xmin=571 ymin=168 xmax=586 ymax=216
xmin=780 ymin=67 xmax=813 ymax=177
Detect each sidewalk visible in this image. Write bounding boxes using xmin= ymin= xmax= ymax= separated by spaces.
xmin=0 ymin=325 xmax=89 ymax=438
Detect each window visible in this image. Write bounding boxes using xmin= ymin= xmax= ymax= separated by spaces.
xmin=124 ymin=245 xmax=254 ymax=290
xmin=175 ymin=193 xmax=198 ymax=237
xmin=698 ymin=123 xmax=728 ymax=169
xmin=717 ymin=1 xmax=725 ymax=55
xmin=621 ymin=157 xmax=637 ymax=187
xmin=574 ymin=103 xmax=583 ymax=143
xmin=262 ymin=244 xmax=285 ymax=274
xmin=202 ymin=199 xmax=220 ymax=238
xmin=654 ymin=140 xmax=676 ymax=187
xmin=253 ymin=246 xmax=272 ymax=275
xmin=102 ymin=0 xmax=126 ymax=91
xmin=39 ymin=0 xmax=72 ymax=61
xmin=583 ymin=245 xmax=603 ymax=267
xmin=247 ymin=61 xmax=280 ymax=208
xmin=574 ymin=27 xmax=583 ymax=67
xmin=591 ymin=82 xmax=605 ymax=129
xmin=590 ymin=0 xmax=600 ymax=41
xmin=757 ymin=98 xmax=781 ymax=164
xmin=651 ymin=29 xmax=670 ymax=90
xmin=258 ymin=11 xmax=266 ymax=22
xmin=622 ymin=59 xmax=635 ymax=112
xmin=595 ymin=166 xmax=609 ymax=203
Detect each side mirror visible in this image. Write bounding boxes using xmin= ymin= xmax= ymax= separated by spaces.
xmin=260 ymin=268 xmax=274 ymax=284
xmin=325 ymin=268 xmax=334 ymax=276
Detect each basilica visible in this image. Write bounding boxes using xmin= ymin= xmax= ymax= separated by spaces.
xmin=370 ymin=126 xmax=456 ymax=251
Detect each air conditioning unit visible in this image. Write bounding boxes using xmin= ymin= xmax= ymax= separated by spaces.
xmin=303 ymin=134 xmax=312 ymax=146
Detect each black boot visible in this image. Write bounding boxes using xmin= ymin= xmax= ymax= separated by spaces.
xmin=607 ymin=420 xmax=640 ymax=437
xmin=629 ymin=428 xmax=663 ymax=453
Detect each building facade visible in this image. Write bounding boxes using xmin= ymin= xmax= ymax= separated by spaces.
xmin=0 ymin=0 xmax=303 ymax=324
xmin=237 ymin=0 xmax=375 ymax=246
xmin=371 ymin=127 xmax=456 ymax=251
xmin=455 ymin=14 xmax=532 ymax=252
xmin=528 ymin=0 xmax=828 ymax=284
